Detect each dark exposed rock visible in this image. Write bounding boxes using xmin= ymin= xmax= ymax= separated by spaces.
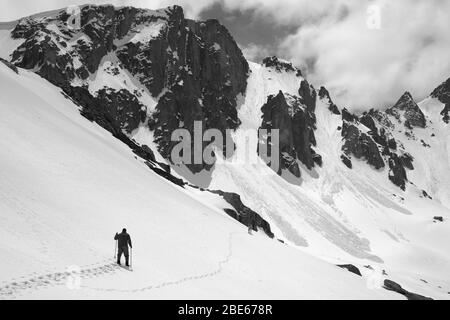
xmin=388 ymin=153 xmax=407 ymax=190
xmin=440 ymin=103 xmax=450 ymax=124
xmin=0 ymin=57 xmax=18 ymax=73
xmin=259 ymin=87 xmax=319 ymax=177
xmin=10 ymin=5 xmax=249 ymax=174
xmin=341 ymin=106 xmax=415 ymax=193
xmin=432 ymin=78 xmax=450 ymax=123
xmin=313 ymin=154 xmax=323 ymax=167
xmin=431 ymin=77 xmax=450 ymax=104
xmin=143 ymin=9 xmax=249 ymax=173
xmin=359 ymin=112 xmax=395 ymax=150
xmin=262 ymin=56 xmax=302 ymax=76
xmin=341 ymin=107 xmax=415 ymax=192
xmin=318 ymin=86 xmax=340 ymax=115
xmin=367 ymin=109 xmax=394 ymax=128
xmin=341 ymin=108 xmax=357 ymax=122
xmin=298 ymin=80 xmax=317 ymax=112
xmin=337 ymin=264 xmax=362 ymax=276
xmin=420 ymin=139 xmax=431 ymax=148
xmin=11 ymin=5 xmax=131 ymax=86
xmin=341 ymin=154 xmax=352 ymax=169
xmin=387 ymin=138 xmax=397 ymax=150
xmin=145 ymin=161 xmax=185 ymax=187
xmin=347 ymin=107 xmax=415 ymax=191
xmin=259 ymin=91 xmax=299 ymax=177
xmin=96 ymin=88 xmax=146 ymax=133
xmin=341 ymin=123 xmax=385 ymax=170
xmin=210 ymin=190 xmax=274 ymax=238
xmin=421 ymin=190 xmax=432 ymax=199
xmin=360 ymin=113 xmax=377 ymax=132
xmin=10 ymin=5 xmax=158 ymax=137
xmin=400 ymin=153 xmax=414 ymax=170
xmin=383 ymin=279 xmax=433 ymax=300
xmin=387 ymin=92 xmax=426 ymax=128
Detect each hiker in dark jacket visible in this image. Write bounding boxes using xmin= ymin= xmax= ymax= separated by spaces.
xmin=114 ymin=228 xmax=132 ymax=266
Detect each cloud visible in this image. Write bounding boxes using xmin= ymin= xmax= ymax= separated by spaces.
xmin=277 ymin=0 xmax=450 ymax=110
xmin=240 ymin=42 xmax=271 ymax=62
xmin=210 ymin=0 xmax=450 ymax=109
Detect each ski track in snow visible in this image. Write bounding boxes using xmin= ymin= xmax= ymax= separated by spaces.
xmin=0 ymin=259 xmax=119 ymax=299
xmin=0 ymin=232 xmax=239 ymax=298
xmin=81 ymin=232 xmax=239 ymax=294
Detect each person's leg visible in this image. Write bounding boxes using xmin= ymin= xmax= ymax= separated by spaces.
xmin=124 ymin=247 xmax=129 ymax=266
xmin=117 ymin=247 xmax=123 ymax=264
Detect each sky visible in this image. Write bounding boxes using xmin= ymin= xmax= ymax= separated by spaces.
xmin=1 ymin=0 xmax=449 ymax=110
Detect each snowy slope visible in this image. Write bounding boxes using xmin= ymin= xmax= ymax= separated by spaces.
xmin=0 ymin=63 xmax=402 ymax=299
xmin=208 ymin=62 xmax=450 ymax=299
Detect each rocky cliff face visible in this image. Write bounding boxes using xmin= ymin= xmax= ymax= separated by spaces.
xmin=318 ymin=86 xmax=340 ymax=115
xmin=386 ymin=92 xmax=426 ymax=128
xmin=4 ymin=4 xmax=446 ymax=193
xmin=9 ymin=4 xmax=248 ymax=173
xmin=431 ymin=78 xmax=450 ymax=124
xmin=259 ymin=79 xmax=321 ymax=178
xmin=341 ymin=121 xmax=385 ymax=170
xmin=338 ymin=95 xmax=422 ymax=190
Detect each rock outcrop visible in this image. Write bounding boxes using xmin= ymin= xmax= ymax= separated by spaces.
xmin=383 ymin=279 xmax=433 ymax=300
xmin=318 ymin=86 xmax=340 ymax=115
xmin=341 ymin=122 xmax=385 ymax=170
xmin=387 ymin=153 xmax=408 ymax=190
xmin=0 ymin=57 xmax=18 ymax=73
xmin=259 ymin=80 xmax=320 ymax=177
xmin=262 ymin=56 xmax=302 ymax=77
xmin=9 ymin=4 xmax=249 ymax=173
xmin=386 ymin=92 xmax=426 ymax=128
xmin=337 ymin=264 xmax=362 ymax=276
xmin=431 ymin=77 xmax=450 ymax=124
xmin=339 ymin=104 xmax=416 ymax=190
xmin=209 ymin=190 xmax=274 ymax=238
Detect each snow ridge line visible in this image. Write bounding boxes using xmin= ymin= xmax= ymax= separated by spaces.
xmin=81 ymin=231 xmax=241 ymax=294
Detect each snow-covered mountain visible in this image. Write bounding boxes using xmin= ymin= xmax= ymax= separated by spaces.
xmin=0 ymin=4 xmax=449 ymax=299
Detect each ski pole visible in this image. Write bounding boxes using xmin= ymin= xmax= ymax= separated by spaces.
xmin=130 ymin=247 xmax=132 ymax=268
xmin=114 ymin=239 xmax=117 ymax=260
